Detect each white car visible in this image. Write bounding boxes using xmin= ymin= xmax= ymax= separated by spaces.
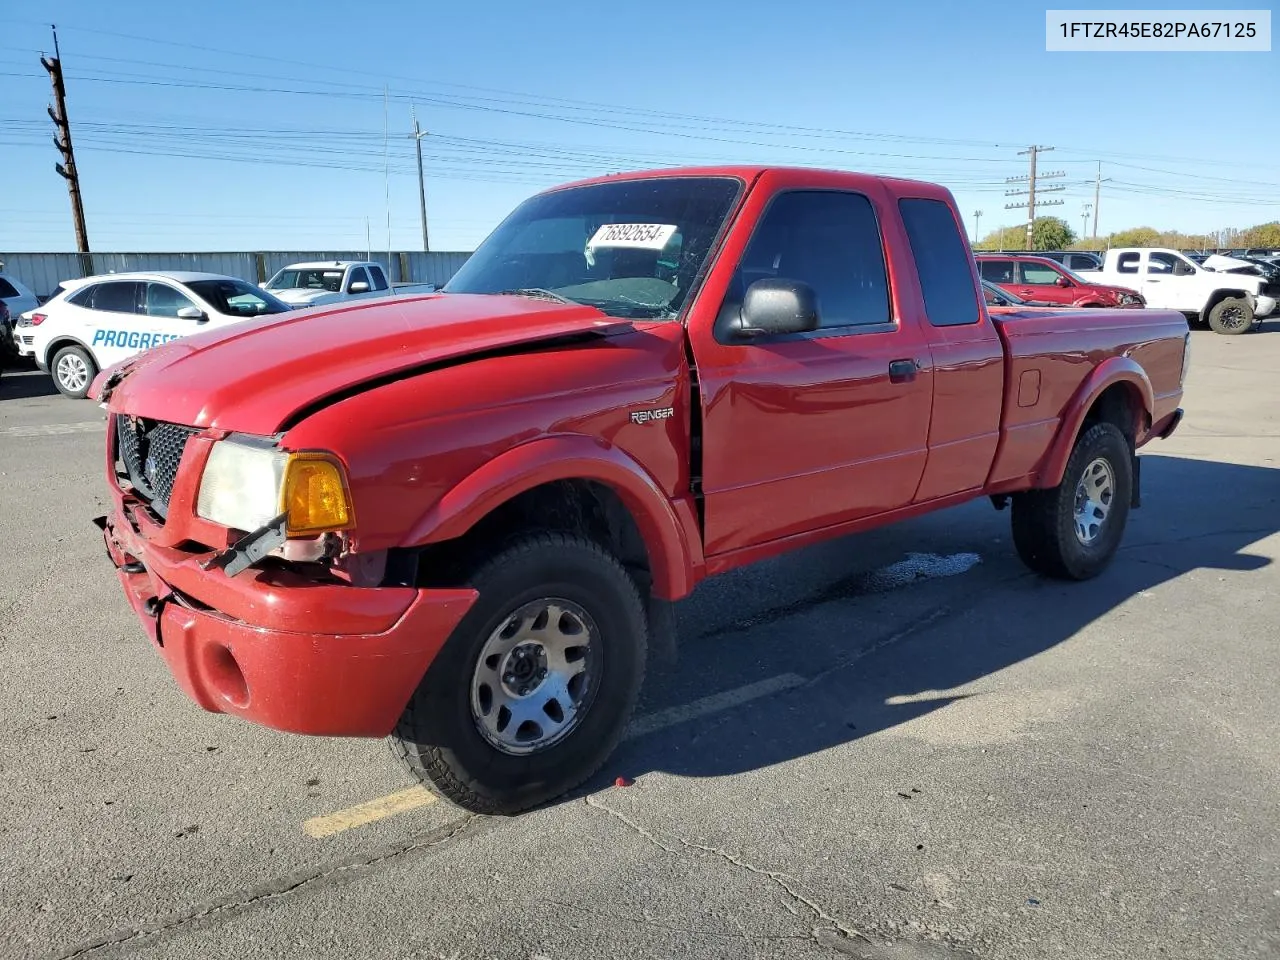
xmin=263 ymin=260 xmax=396 ymax=308
xmin=26 ymin=271 xmax=292 ymax=398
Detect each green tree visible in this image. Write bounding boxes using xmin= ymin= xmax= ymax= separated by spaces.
xmin=1030 ymin=216 xmax=1076 ymax=251
xmin=973 ymin=226 xmax=1028 ymax=251
xmin=1241 ymin=222 xmax=1280 ymax=248
xmin=1108 ymin=227 xmax=1162 ymax=248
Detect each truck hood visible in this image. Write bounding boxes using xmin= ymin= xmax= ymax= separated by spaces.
xmin=98 ymin=294 xmax=629 ymax=435
xmin=1082 ymin=280 xmax=1142 ymax=298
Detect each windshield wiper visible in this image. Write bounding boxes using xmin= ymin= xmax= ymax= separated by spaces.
xmin=498 ymin=288 xmax=576 ymax=305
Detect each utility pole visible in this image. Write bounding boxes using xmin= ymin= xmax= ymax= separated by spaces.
xmin=1005 ymin=145 xmax=1064 ymax=250
xmin=42 ymin=25 xmax=90 ymax=274
xmin=1081 ymin=202 xmax=1093 ymax=240
xmin=973 ymin=209 xmax=983 ymax=244
xmin=410 ymin=106 xmax=430 ymax=252
xmin=1091 ymin=161 xmax=1112 ymax=245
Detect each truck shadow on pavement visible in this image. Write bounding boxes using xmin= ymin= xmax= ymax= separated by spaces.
xmin=600 ymin=453 xmax=1278 ymax=787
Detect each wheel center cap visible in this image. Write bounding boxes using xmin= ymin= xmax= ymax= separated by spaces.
xmin=501 ymin=643 xmax=548 ymax=697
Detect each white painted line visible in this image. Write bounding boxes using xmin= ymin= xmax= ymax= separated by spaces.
xmin=303 ymin=785 xmax=437 ymax=838
xmin=625 ymin=673 xmax=807 ymax=740
xmin=0 ymin=421 xmax=104 ymax=438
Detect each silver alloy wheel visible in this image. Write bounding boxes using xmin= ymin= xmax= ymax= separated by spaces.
xmin=56 ymin=353 xmax=90 ymax=393
xmin=1219 ymin=304 xmax=1249 ymax=331
xmin=1073 ymin=457 xmax=1115 ymax=545
xmin=470 ymin=598 xmax=596 ymax=755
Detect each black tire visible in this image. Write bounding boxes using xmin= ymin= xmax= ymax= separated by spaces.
xmin=50 ymin=344 xmax=97 ymax=399
xmin=1206 ymin=297 xmax=1255 ymax=335
xmin=1012 ymin=422 xmax=1133 ymax=581
xmin=391 ymin=532 xmax=648 ymax=815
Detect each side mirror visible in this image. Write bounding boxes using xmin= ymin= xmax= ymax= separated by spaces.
xmin=176 ymin=306 xmax=207 ymax=322
xmin=348 ymin=281 xmax=370 ymax=294
xmin=1055 ymin=276 xmax=1072 ymax=288
xmin=731 ymin=278 xmax=820 ymax=339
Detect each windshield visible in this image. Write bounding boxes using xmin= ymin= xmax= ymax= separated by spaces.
xmin=265 ymin=268 xmax=346 ymax=292
xmin=187 ymin=278 xmax=292 ymax=317
xmin=444 ymin=176 xmax=743 ymax=319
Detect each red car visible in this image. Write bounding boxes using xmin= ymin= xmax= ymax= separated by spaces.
xmin=977 ymin=254 xmax=1145 ymax=308
xmin=92 ymin=166 xmax=1187 ymax=814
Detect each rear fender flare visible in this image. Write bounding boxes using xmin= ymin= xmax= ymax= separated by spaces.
xmin=1036 ymin=357 xmax=1153 ymax=489
xmin=402 ymin=435 xmax=703 ymax=600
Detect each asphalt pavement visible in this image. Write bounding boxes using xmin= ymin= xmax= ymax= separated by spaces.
xmin=1 ymin=326 xmax=1278 ymax=960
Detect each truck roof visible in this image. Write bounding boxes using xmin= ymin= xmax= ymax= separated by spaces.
xmin=279 ymin=261 xmax=377 ymax=270
xmin=547 ymin=165 xmax=955 ymax=199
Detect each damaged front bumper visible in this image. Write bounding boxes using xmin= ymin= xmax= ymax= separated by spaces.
xmin=96 ymin=494 xmax=477 ymax=737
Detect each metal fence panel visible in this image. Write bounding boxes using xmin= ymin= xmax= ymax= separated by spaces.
xmin=1 ymin=250 xmax=472 ymax=299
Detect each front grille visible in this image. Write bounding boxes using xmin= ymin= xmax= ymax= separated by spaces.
xmin=116 ymin=416 xmax=199 ymax=518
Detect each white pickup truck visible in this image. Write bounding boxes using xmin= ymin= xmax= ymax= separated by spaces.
xmin=262 ymin=260 xmax=396 ymax=308
xmin=1078 ymin=248 xmax=1278 ymax=335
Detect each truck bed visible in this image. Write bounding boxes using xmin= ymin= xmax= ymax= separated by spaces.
xmin=988 ymin=305 xmax=1189 ymax=489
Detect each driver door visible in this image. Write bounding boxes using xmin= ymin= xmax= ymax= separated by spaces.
xmin=687 ymin=174 xmax=933 ymax=557
xmin=1136 ymin=252 xmax=1182 ymax=310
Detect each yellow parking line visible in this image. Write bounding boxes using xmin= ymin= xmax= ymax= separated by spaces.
xmin=303 ymin=786 xmax=437 ymax=838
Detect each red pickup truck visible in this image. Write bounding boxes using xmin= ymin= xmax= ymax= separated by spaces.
xmin=91 ymin=167 xmax=1187 ymax=814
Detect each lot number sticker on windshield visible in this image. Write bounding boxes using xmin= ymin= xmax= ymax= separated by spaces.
xmin=585 ymin=223 xmax=677 ymax=266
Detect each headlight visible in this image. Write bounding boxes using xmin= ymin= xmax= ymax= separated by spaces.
xmin=196 ymin=437 xmax=354 ymax=537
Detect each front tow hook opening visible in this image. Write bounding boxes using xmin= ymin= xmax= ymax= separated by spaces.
xmin=121 ymin=560 xmax=145 ymax=574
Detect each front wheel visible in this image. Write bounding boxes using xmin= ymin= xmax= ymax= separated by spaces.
xmin=51 ymin=345 xmax=97 ymax=399
xmin=1012 ymin=422 xmax=1133 ymax=580
xmin=391 ymin=532 xmax=648 ymax=815
xmin=1207 ymin=297 xmax=1255 ymax=335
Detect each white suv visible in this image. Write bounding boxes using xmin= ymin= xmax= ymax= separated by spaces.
xmin=27 ymin=271 xmax=291 ymax=398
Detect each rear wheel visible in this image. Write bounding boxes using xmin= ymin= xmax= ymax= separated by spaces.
xmin=1012 ymin=422 xmax=1132 ymax=580
xmin=1207 ymin=297 xmax=1254 ymax=335
xmin=391 ymin=532 xmax=648 ymax=815
xmin=51 ymin=345 xmax=96 ymax=399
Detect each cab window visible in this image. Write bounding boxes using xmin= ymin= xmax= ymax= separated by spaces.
xmin=88 ymin=281 xmax=143 ymax=314
xmin=898 ymin=197 xmax=980 ymax=327
xmin=728 ymin=190 xmax=891 ymax=332
xmin=347 ymin=267 xmax=370 ymax=291
xmin=979 ymin=260 xmax=1015 ymax=284
xmin=1147 ymin=253 xmax=1178 ymax=274
xmin=1019 ymin=262 xmax=1064 ymax=285
xmin=367 ymin=265 xmax=389 ymax=291
xmin=145 ymin=283 xmax=198 ymax=318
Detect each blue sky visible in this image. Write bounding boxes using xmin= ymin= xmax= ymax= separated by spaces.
xmin=2 ymin=0 xmax=1277 ymax=253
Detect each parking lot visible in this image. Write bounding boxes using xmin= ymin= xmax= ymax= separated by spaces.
xmin=1 ymin=326 xmax=1278 ymax=960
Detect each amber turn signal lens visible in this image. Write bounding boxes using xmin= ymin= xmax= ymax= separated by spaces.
xmin=281 ymin=454 xmax=354 ymax=536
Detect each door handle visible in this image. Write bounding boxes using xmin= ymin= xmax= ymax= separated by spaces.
xmin=888 ymin=359 xmax=919 ymax=383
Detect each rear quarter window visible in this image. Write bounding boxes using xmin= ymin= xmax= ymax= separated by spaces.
xmin=899 ymin=198 xmax=981 ymax=326
xmin=0 ymin=279 xmax=19 ymax=298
